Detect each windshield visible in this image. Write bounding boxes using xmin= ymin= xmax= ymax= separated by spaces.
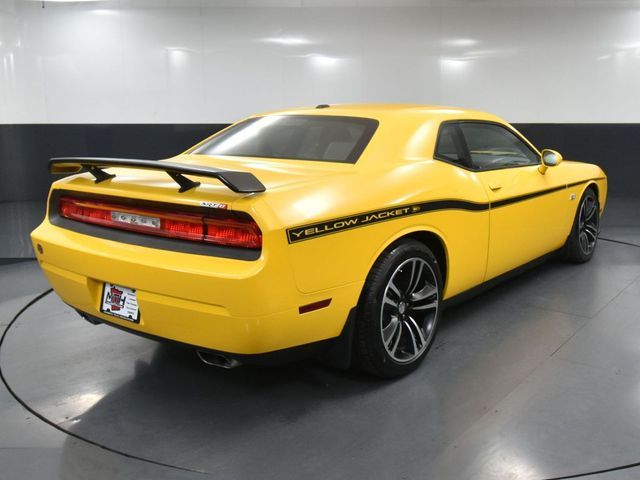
xmin=191 ymin=115 xmax=379 ymax=164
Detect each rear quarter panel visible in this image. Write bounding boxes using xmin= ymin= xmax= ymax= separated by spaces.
xmin=266 ymin=160 xmax=490 ymax=300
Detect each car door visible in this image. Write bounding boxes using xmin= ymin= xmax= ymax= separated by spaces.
xmin=454 ymin=121 xmax=571 ymax=281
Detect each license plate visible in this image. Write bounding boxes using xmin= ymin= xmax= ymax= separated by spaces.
xmin=101 ymin=283 xmax=140 ymax=322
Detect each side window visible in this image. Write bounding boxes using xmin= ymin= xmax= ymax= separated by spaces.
xmin=459 ymin=123 xmax=539 ymax=170
xmin=434 ymin=123 xmax=470 ymax=168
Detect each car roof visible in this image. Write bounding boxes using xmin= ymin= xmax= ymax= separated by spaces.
xmin=256 ymin=103 xmax=506 ymax=123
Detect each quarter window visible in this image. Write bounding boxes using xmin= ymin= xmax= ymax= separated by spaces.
xmin=434 ymin=123 xmax=471 ymax=168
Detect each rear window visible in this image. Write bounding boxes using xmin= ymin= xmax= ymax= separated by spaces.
xmin=191 ymin=115 xmax=379 ymax=164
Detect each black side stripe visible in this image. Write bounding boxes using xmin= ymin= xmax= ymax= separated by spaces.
xmin=286 ymin=177 xmax=605 ymax=243
xmin=567 ymin=177 xmax=606 ymax=188
xmin=287 ymin=200 xmax=488 ymax=243
xmin=490 ymin=184 xmax=566 ymax=209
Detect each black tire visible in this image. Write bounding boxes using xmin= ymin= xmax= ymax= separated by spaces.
xmin=563 ymin=188 xmax=600 ymax=263
xmin=354 ymin=239 xmax=443 ymax=378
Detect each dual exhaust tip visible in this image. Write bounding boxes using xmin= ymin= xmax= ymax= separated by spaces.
xmin=196 ymin=350 xmax=242 ymax=369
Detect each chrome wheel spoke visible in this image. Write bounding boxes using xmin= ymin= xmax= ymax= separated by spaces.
xmin=404 ymin=320 xmax=419 ymax=356
xmin=579 ymin=231 xmax=589 ymax=252
xmin=412 ymin=301 xmax=438 ymax=311
xmin=584 ymin=201 xmax=597 ymax=221
xmin=407 ymin=315 xmax=427 ymax=347
xmin=382 ymin=315 xmax=400 ymax=346
xmin=584 ymin=224 xmax=598 ymax=241
xmin=408 ymin=260 xmax=424 ymax=295
xmin=390 ymin=321 xmax=403 ymax=356
xmin=388 ymin=280 xmax=402 ymax=299
xmin=411 ymin=284 xmax=437 ymax=302
xmin=382 ymin=292 xmax=398 ymax=309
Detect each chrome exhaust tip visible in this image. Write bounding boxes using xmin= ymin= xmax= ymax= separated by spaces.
xmin=196 ymin=350 xmax=242 ymax=369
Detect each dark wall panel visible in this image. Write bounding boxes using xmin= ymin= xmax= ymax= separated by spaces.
xmin=0 ymin=124 xmax=227 ymax=203
xmin=513 ymin=124 xmax=639 ymax=198
xmin=0 ymin=123 xmax=638 ymax=203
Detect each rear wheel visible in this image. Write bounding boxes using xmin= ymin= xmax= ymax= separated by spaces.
xmin=563 ymin=188 xmax=600 ymax=263
xmin=355 ymin=240 xmax=442 ymax=378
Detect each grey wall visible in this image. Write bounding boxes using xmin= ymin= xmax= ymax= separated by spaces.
xmin=0 ymin=124 xmax=226 ymax=202
xmin=514 ymin=124 xmax=640 ymax=198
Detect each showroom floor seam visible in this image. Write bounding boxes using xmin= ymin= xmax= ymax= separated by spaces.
xmin=548 ymin=270 xmax=640 ymax=359
xmin=422 ymin=267 xmax=640 ymax=479
xmin=422 ymin=314 xmax=588 ymax=476
xmin=423 ymin=354 xmax=640 ymax=480
xmin=0 ymin=290 xmax=211 ymax=477
xmin=599 ymin=237 xmax=640 ymax=249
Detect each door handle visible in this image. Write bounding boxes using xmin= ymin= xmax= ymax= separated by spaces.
xmin=488 ymin=183 xmax=502 ymax=191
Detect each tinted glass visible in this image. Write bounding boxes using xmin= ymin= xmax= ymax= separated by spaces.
xmin=459 ymin=123 xmax=539 ymax=170
xmin=192 ymin=115 xmax=378 ymax=164
xmin=435 ymin=123 xmax=465 ymax=165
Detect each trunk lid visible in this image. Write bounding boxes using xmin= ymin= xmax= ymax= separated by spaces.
xmin=53 ymin=154 xmax=352 ymax=211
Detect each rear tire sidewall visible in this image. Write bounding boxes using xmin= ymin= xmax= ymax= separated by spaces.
xmin=356 ymin=240 xmax=443 ymax=378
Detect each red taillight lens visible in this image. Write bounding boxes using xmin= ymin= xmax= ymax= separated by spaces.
xmin=204 ymin=218 xmax=262 ymax=249
xmin=58 ymin=197 xmax=262 ymax=249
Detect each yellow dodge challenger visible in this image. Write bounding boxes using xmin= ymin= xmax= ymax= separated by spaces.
xmin=31 ymin=105 xmax=607 ymax=378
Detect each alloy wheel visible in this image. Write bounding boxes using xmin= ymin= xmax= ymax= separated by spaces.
xmin=578 ymin=194 xmax=599 ymax=256
xmin=380 ymin=257 xmax=439 ymax=364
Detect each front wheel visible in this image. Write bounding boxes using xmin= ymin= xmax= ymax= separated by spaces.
xmin=355 ymin=240 xmax=442 ymax=378
xmin=563 ymin=188 xmax=600 ymax=263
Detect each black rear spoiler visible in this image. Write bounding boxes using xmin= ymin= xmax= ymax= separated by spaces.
xmin=49 ymin=157 xmax=266 ymax=194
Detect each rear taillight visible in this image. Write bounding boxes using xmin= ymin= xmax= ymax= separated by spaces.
xmin=58 ymin=196 xmax=262 ymax=249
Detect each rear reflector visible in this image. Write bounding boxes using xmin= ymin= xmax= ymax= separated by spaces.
xmin=59 ymin=196 xmax=262 ymax=249
xmin=298 ymin=299 xmax=332 ymax=314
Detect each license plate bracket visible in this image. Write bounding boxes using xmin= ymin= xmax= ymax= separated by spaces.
xmin=100 ymin=282 xmax=140 ymax=323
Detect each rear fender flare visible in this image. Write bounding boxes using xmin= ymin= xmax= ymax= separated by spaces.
xmin=361 ymin=225 xmax=450 ymax=297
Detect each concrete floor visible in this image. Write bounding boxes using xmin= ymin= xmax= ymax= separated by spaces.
xmin=1 ymin=198 xmax=639 ymax=480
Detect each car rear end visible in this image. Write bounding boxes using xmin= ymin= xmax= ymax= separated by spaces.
xmin=30 ymin=110 xmax=393 ymax=364
xmin=30 ymin=169 xmax=358 ymax=362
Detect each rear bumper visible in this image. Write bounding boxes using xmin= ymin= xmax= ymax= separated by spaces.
xmin=31 ymin=219 xmax=363 ymax=355
xmin=77 ymin=309 xmax=335 ymax=366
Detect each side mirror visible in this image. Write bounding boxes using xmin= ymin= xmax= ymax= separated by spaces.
xmin=539 ymin=149 xmax=563 ymax=174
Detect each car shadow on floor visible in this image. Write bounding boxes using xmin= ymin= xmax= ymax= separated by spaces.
xmin=54 ymin=258 xmax=574 ymax=475
xmin=58 ymin=341 xmax=390 ymax=475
